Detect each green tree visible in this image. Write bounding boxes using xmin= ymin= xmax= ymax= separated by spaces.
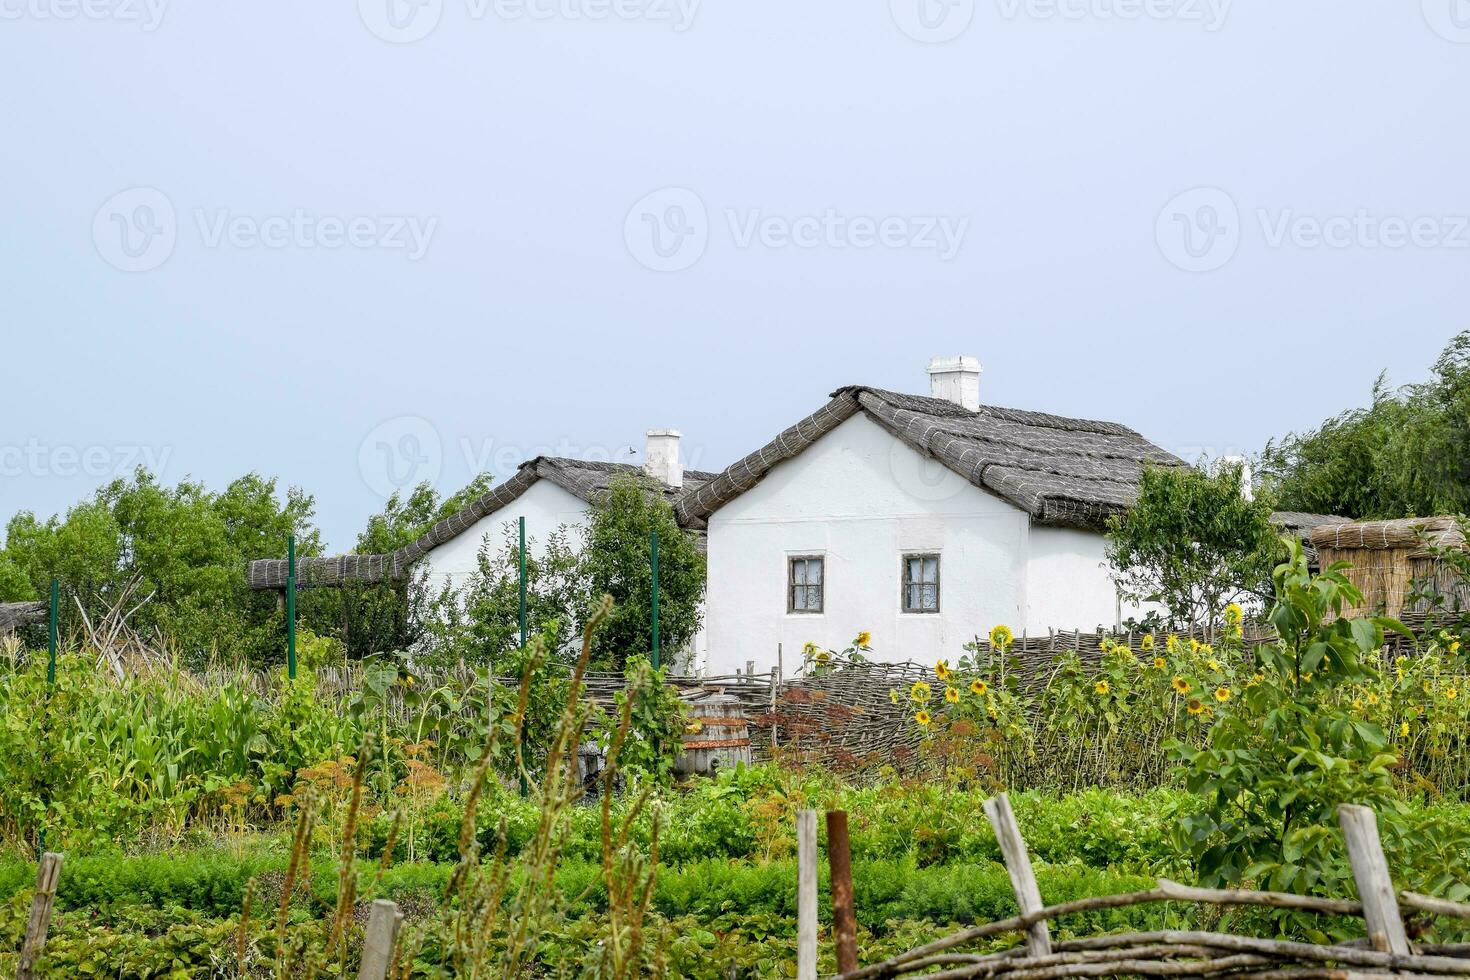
xmin=1261 ymin=331 xmax=1470 ymax=518
xmin=0 ymin=469 xmax=318 ymax=665
xmin=580 ymin=475 xmax=705 ymax=670
xmin=1107 ymin=462 xmax=1282 ymax=628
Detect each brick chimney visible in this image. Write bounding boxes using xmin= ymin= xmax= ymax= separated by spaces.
xmin=926 ymin=356 xmax=982 ymax=411
xmin=644 ymin=429 xmax=683 ymax=489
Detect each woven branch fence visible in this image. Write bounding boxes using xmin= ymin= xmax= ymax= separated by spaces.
xmin=833 ymin=795 xmax=1470 ymax=980
xmin=169 ymin=612 xmax=1453 ymax=774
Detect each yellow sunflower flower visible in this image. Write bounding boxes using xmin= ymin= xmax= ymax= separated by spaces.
xmin=1140 ymin=634 xmax=1156 ymax=652
xmin=944 ymin=687 xmax=960 ymax=703
xmin=1153 ymin=657 xmax=1167 ymax=670
xmin=970 ymin=679 xmax=988 ymax=696
xmin=855 ymin=631 xmax=872 ymax=648
xmin=915 ymin=710 xmax=931 ymax=726
xmin=1400 ymin=721 xmax=1411 ymax=737
xmin=910 ymin=681 xmax=932 ymax=702
xmin=1171 ymin=676 xmax=1190 ymax=694
xmin=1214 ymin=686 xmax=1231 ymax=703
xmin=935 ymin=661 xmax=951 ymax=681
xmin=989 ymin=624 xmax=1014 ymax=649
xmin=1186 ymin=698 xmax=1204 ymax=716
xmin=1166 ymin=634 xmax=1182 ymax=654
xmin=1366 ymin=692 xmax=1379 ymax=705
xmin=1224 ymin=602 xmax=1243 ymax=626
xmin=1206 ymin=658 xmax=1220 ymax=672
xmin=814 ymin=650 xmax=832 ymax=665
xmin=1094 ymin=679 xmax=1110 ymax=696
xmin=802 ymin=641 xmax=818 ymax=656
xmin=889 ymin=689 xmax=900 ymax=705
xmin=1446 ymin=687 xmax=1459 ymax=701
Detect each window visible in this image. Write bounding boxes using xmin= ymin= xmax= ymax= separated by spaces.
xmin=788 ymin=556 xmax=824 ymax=613
xmin=902 ymin=554 xmax=940 ymax=613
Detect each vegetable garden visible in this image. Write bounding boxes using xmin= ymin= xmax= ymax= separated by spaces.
xmin=5 ymin=546 xmax=1470 ymax=977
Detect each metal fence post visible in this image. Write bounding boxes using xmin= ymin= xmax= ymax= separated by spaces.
xmin=286 ymin=535 xmax=297 ymax=680
xmin=650 ymin=530 xmax=660 ymax=670
xmin=46 ymin=579 xmax=58 ymax=686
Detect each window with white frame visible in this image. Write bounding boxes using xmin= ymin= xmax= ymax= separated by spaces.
xmin=901 ymin=554 xmax=940 ymax=613
xmin=788 ymin=556 xmax=824 ymax=613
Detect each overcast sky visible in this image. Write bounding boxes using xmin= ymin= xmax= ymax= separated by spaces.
xmin=3 ymin=0 xmax=1468 ymax=550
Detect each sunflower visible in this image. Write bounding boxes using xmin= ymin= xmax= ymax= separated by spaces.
xmin=1400 ymin=721 xmax=1411 ymax=737
xmin=685 ymin=719 xmax=704 ymax=734
xmin=889 ymin=689 xmax=900 ymax=705
xmin=970 ymin=679 xmax=989 ymax=696
xmin=1171 ymin=676 xmax=1190 ymax=694
xmin=910 ymin=681 xmax=932 ymax=702
xmin=1166 ymin=634 xmax=1182 ymax=654
xmin=944 ymin=686 xmax=960 ymax=703
xmin=1251 ymin=671 xmax=1265 ymax=685
xmin=915 ymin=710 xmax=932 ymax=727
xmin=855 ymin=631 xmax=872 ymax=648
xmin=802 ymin=641 xmax=818 ymax=656
xmin=1100 ymin=637 xmax=1115 ymax=652
xmin=1224 ymin=602 xmax=1243 ymax=626
xmin=1140 ymin=634 xmax=1156 ymax=652
xmin=1367 ymin=692 xmax=1379 ymax=705
xmin=1201 ymin=644 xmax=1214 ymax=657
xmin=989 ymin=624 xmax=1014 ymax=649
xmin=1094 ymin=679 xmax=1110 ymax=696
xmin=1447 ymin=687 xmax=1459 ymax=701
xmin=1206 ymin=658 xmax=1220 ymax=672
xmin=1153 ymin=657 xmax=1167 ymax=670
xmin=814 ymin=650 xmax=832 ymax=665
xmin=1187 ymin=698 xmax=1205 ymax=716
xmin=935 ymin=661 xmax=951 ymax=681
xmin=1452 ymin=640 xmax=1462 ymax=655
xmin=1214 ymin=686 xmax=1231 ymax=703
xmin=1189 ymin=638 xmax=1201 ymax=654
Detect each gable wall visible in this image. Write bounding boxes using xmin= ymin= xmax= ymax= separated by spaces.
xmin=420 ymin=479 xmax=591 ymax=595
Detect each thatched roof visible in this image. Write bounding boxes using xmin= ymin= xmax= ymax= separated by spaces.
xmin=1309 ymin=516 xmax=1466 ymax=557
xmin=0 ymin=601 xmax=46 ymax=635
xmin=676 ymin=386 xmax=1185 ymax=531
xmin=248 ymin=457 xmax=716 ymax=591
xmin=1270 ymin=511 xmax=1355 ymax=534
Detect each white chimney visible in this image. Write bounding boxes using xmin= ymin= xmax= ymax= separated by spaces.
xmin=644 ymin=429 xmax=683 ymax=489
xmin=926 ymin=355 xmax=983 ymax=411
xmin=1212 ymin=455 xmax=1254 ymax=502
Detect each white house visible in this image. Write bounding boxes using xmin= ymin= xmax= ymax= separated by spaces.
xmin=675 ymin=357 xmax=1185 ymax=675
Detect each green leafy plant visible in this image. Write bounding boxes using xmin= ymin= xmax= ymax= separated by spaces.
xmin=1172 ymin=540 xmax=1405 ymax=900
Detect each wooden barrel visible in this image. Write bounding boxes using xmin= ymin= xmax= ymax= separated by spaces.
xmin=676 ymin=695 xmax=751 ymax=776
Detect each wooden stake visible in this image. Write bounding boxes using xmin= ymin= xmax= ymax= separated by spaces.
xmin=357 ymin=898 xmax=404 ymax=980
xmin=1338 ymin=804 xmax=1409 ymax=955
xmin=828 ymin=810 xmax=859 ymax=973
xmin=797 ymin=808 xmax=819 ymax=980
xmin=984 ymin=793 xmax=1052 ymax=956
xmin=18 ymin=852 xmax=63 ymax=980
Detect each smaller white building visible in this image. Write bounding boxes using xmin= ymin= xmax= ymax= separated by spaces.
xmin=676 ymin=357 xmax=1185 ymax=675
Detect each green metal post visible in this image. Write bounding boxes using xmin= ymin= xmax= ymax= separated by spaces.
xmin=650 ymin=531 xmax=660 ymax=671
xmin=47 ymin=578 xmax=58 ymax=686
xmin=518 ymin=517 xmax=528 ymax=648
xmin=518 ymin=517 xmax=528 ymax=799
xmin=286 ymin=535 xmax=297 ymax=680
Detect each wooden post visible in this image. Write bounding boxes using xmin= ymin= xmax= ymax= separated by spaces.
xmin=357 ymin=898 xmax=404 ymax=980
xmin=983 ymin=793 xmax=1051 ymax=957
xmin=1339 ymin=804 xmax=1409 ymax=955
xmin=797 ymin=809 xmax=818 ymax=980
xmin=770 ymin=664 xmax=781 ymax=748
xmin=17 ymin=852 xmax=63 ymax=980
xmin=827 ymin=810 xmax=858 ymax=973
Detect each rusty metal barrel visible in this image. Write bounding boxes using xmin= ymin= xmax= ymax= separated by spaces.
xmin=675 ymin=694 xmax=752 ymax=776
